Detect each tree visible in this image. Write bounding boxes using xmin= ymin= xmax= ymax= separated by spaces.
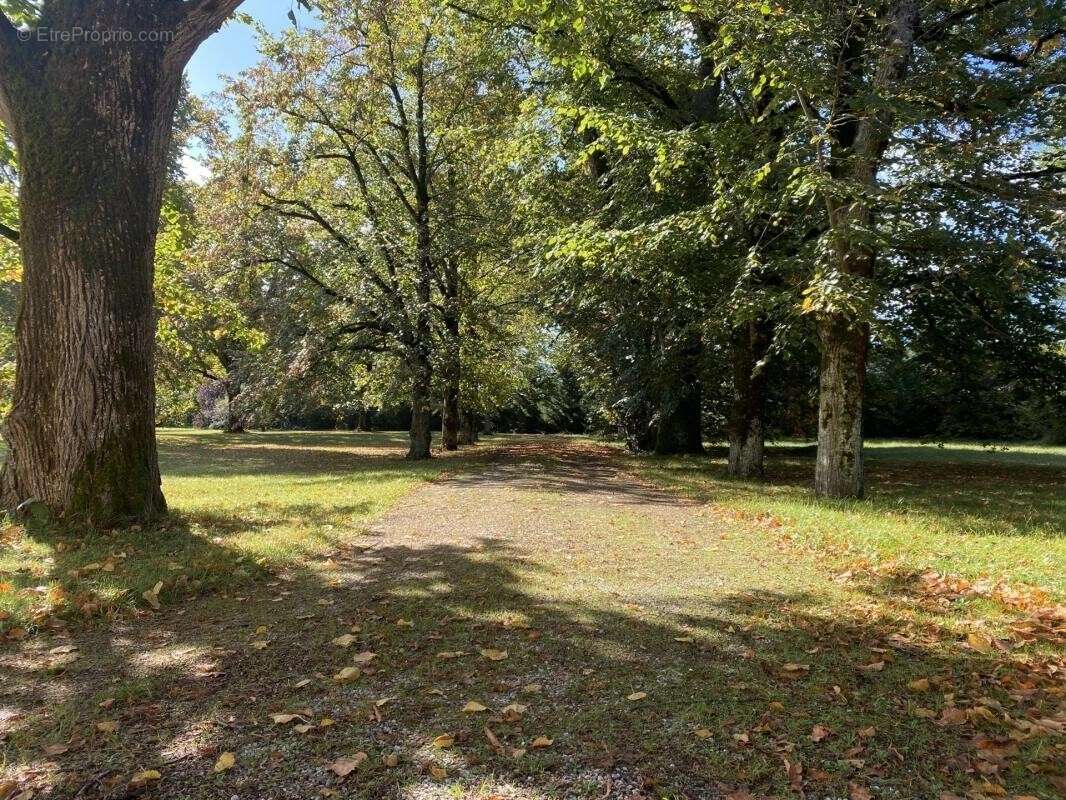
xmin=0 ymin=0 xmax=267 ymax=525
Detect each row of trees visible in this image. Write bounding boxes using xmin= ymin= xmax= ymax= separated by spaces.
xmin=0 ymin=0 xmax=1061 ymax=525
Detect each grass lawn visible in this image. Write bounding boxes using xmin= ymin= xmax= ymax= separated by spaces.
xmin=0 ymin=432 xmax=1063 ymax=800
xmin=634 ymin=439 xmax=1066 ymax=595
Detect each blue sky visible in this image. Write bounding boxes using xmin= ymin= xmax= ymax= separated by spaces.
xmin=185 ymin=0 xmax=291 ymax=98
xmin=182 ymin=0 xmax=298 ymax=178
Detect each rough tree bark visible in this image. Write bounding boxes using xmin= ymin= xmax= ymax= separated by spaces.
xmin=814 ymin=0 xmax=917 ymax=499
xmin=0 ymin=0 xmax=246 ymax=526
xmin=728 ymin=318 xmax=772 ymax=479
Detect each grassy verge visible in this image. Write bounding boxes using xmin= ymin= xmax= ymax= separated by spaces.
xmin=0 ymin=429 xmax=492 ymax=635
xmin=631 ymin=439 xmax=1066 ymax=597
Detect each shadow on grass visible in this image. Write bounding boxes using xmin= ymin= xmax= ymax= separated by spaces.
xmin=2 ymin=534 xmax=1061 ymax=798
xmin=640 ymin=445 xmax=1066 ymax=542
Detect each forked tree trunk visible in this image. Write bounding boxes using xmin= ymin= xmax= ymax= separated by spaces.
xmin=0 ymin=0 xmax=244 ymax=526
xmin=728 ymin=319 xmax=772 ymax=479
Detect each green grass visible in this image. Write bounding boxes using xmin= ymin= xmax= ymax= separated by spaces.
xmin=1 ymin=433 xmax=1063 ymax=800
xmin=0 ymin=429 xmax=489 ymax=632
xmin=633 ymin=438 xmax=1066 ymax=596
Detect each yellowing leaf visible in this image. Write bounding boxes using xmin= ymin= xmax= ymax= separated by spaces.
xmin=694 ymin=728 xmax=712 ymax=739
xmin=907 ymin=678 xmax=930 ymax=692
xmin=351 ymin=651 xmax=377 ymax=664
xmin=432 ymin=734 xmax=455 ymax=748
xmin=213 ymin=752 xmax=236 ymax=773
xmin=462 ymin=701 xmax=488 ymax=713
xmin=270 ymin=713 xmax=302 ymax=725
xmin=250 ymin=640 xmax=269 ymax=650
xmin=480 ymin=648 xmax=508 ymax=661
xmin=966 ymin=633 xmax=993 ymax=653
xmin=331 ymin=634 xmax=358 ymax=648
xmin=131 ymin=770 xmax=161 ymax=784
xmin=627 ymin=691 xmax=647 ymax=701
xmin=142 ymin=581 xmax=163 ymax=610
xmin=333 ymin=667 xmax=360 ymax=683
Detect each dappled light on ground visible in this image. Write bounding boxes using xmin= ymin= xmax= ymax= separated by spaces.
xmin=0 ymin=434 xmax=1063 ymax=799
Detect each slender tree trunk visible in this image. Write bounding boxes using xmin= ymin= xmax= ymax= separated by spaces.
xmin=408 ymin=351 xmax=433 ymax=459
xmin=458 ymin=408 xmax=477 ymax=445
xmin=223 ymin=381 xmax=244 ymax=434
xmin=0 ymin=0 xmax=245 ymax=526
xmin=728 ymin=319 xmax=772 ymax=479
xmin=653 ymin=327 xmax=704 ymax=456
xmin=440 ymin=259 xmax=460 ymax=451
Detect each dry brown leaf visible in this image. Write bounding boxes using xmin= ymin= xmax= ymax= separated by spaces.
xmin=429 ymin=765 xmax=447 ymax=780
xmin=530 ymin=736 xmax=553 ymax=748
xmin=694 ymin=728 xmax=712 ymax=739
xmin=351 ymin=651 xmax=377 ymax=664
xmin=627 ymin=691 xmax=647 ymax=701
xmin=328 ymin=753 xmax=367 ymax=777
xmin=848 ymin=782 xmax=873 ymax=800
xmin=462 ymin=701 xmax=489 ymax=713
xmin=907 ymin=678 xmax=930 ymax=692
xmin=480 ymin=648 xmax=508 ymax=661
xmin=95 ymin=720 xmax=118 ymax=734
xmin=810 ymin=724 xmax=832 ymax=742
xmin=331 ymin=634 xmax=358 ymax=648
xmin=130 ymin=770 xmax=161 ymax=784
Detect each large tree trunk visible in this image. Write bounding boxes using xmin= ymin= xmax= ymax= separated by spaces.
xmin=728 ymin=319 xmax=772 ymax=479
xmin=814 ymin=316 xmax=868 ymax=498
xmin=0 ymin=1 xmax=244 ymax=526
xmin=813 ymin=0 xmax=916 ymax=499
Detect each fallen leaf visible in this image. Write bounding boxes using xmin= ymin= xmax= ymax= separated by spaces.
xmin=694 ymin=728 xmax=712 ymax=739
xmin=849 ymin=783 xmax=873 ymax=800
xmin=43 ymin=744 xmax=69 ymax=756
xmin=328 ymin=753 xmax=367 ymax=777
xmin=907 ymin=678 xmax=931 ymax=692
xmin=810 ymin=724 xmax=832 ymax=742
xmin=432 ymin=734 xmax=455 ymax=748
xmin=480 ymin=648 xmax=508 ymax=661
xmin=333 ymin=667 xmax=360 ymax=683
xmin=293 ymin=724 xmax=314 ymax=734
xmin=429 ymin=765 xmax=447 ymax=780
xmin=331 ymin=634 xmax=358 ymax=648
xmin=627 ymin=691 xmax=647 ymax=701
xmin=966 ymin=633 xmax=993 ymax=654
xmin=250 ymin=640 xmax=269 ymax=650
xmin=857 ymin=660 xmax=885 ymax=672
xmin=213 ymin=752 xmax=236 ymax=773
xmin=142 ymin=581 xmax=163 ymax=610
xmin=131 ymin=770 xmax=161 ymax=784
xmin=351 ymin=651 xmax=377 ymax=664
xmin=530 ymin=736 xmax=553 ymax=748
xmin=501 ymin=703 xmax=527 ymax=721
xmin=522 ymin=683 xmax=542 ymax=694
xmin=384 ymin=753 xmax=399 ymax=768
xmin=270 ymin=713 xmax=303 ymax=725
xmin=462 ymin=701 xmax=489 ymax=713
xmin=95 ymin=720 xmax=119 ymax=734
